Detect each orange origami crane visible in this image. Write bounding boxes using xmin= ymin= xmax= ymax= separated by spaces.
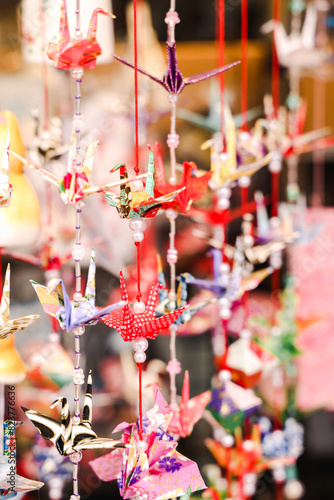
xmin=47 ymin=0 xmax=115 ymax=70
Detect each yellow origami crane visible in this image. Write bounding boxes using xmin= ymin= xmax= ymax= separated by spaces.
xmin=0 ymin=264 xmax=39 ymax=340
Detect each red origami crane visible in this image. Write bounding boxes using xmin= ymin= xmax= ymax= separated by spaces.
xmin=101 ymin=272 xmax=187 ymax=341
xmin=154 ymin=143 xmax=212 ymax=213
xmin=168 ymin=370 xmax=211 ymax=438
xmin=47 ymin=0 xmax=115 ymax=70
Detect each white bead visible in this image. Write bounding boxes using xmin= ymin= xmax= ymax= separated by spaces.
xmin=166 ymin=209 xmax=177 ymax=220
xmin=273 ymin=465 xmax=286 ymax=483
xmin=72 ymin=244 xmax=85 ymax=261
xmin=219 ymin=307 xmax=231 ymax=320
xmin=218 ymin=297 xmax=231 ymax=308
xmin=72 ymin=114 xmax=84 ymax=129
xmin=72 ymin=416 xmax=81 ymax=425
xmin=217 ymin=198 xmax=230 ymax=210
xmin=219 ymin=262 xmax=230 ymax=274
xmin=270 ymin=252 xmax=282 ymax=270
xmin=284 ymin=480 xmax=304 ymax=499
xmin=129 ymin=219 xmax=144 ymax=231
xmin=133 ymin=337 xmax=148 ymax=351
xmin=167 ymin=248 xmax=178 ymax=264
xmin=136 ymin=440 xmax=148 ymax=453
xmin=134 ymin=351 xmax=146 ymax=364
xmin=131 ymin=180 xmax=144 ymax=192
xmin=217 ymin=187 xmax=231 ymax=199
xmin=243 ymin=440 xmax=254 ymax=452
xmin=133 ymin=230 xmax=144 ymax=242
xmin=73 ymin=292 xmax=83 ymax=302
xmin=222 ymin=434 xmax=234 ymax=448
xmin=269 ymin=151 xmax=282 ymax=173
xmin=218 ymin=370 xmax=232 ymax=383
xmin=69 ymin=451 xmax=82 ymax=463
xmin=239 ymin=175 xmax=251 ymax=188
xmin=133 ymin=302 xmax=146 ymax=314
xmin=240 ymin=328 xmax=251 ymax=340
xmin=243 ymin=234 xmax=254 ymax=248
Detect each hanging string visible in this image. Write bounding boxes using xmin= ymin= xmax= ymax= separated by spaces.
xmin=218 ymin=0 xmax=225 ymax=141
xmin=40 ymin=0 xmax=49 ymax=131
xmin=241 ymin=0 xmax=248 ymax=132
xmin=272 ymin=0 xmax=281 ymax=115
xmin=137 ymin=362 xmax=143 ymax=439
xmin=133 ymin=0 xmax=139 ymax=175
xmin=135 ymin=241 xmax=142 ymax=302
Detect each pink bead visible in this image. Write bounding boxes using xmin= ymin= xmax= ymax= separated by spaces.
xmin=166 ymin=359 xmax=182 ymax=375
xmin=167 ymin=133 xmax=180 ymax=149
xmin=164 ymin=10 xmax=180 ymax=26
xmin=167 ymin=248 xmax=178 ymax=264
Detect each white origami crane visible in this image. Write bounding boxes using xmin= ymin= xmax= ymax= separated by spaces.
xmin=0 ymin=130 xmax=12 ymax=207
xmin=262 ymin=4 xmax=330 ymax=69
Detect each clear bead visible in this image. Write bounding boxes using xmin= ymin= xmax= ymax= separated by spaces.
xmin=72 ymin=244 xmax=85 ymax=261
xmin=73 ymin=292 xmax=83 ymax=302
xmin=72 ymin=416 xmax=81 ymax=425
xmin=218 ymin=370 xmax=232 ymax=383
xmin=222 ymin=434 xmax=234 ymax=448
xmin=71 ymin=68 xmax=84 ymax=80
xmin=165 ymin=209 xmax=177 ymax=220
xmin=239 ymin=175 xmax=251 ymax=188
xmin=72 ymin=326 xmax=85 ymax=336
xmin=219 ymin=307 xmax=231 ymax=320
xmin=69 ymin=451 xmax=82 ymax=463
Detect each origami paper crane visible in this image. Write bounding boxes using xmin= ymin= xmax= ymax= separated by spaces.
xmin=206 ymin=376 xmax=262 ymax=433
xmin=32 ymin=434 xmax=72 ymax=485
xmin=26 ymin=340 xmax=74 ymax=391
xmin=22 ymin=371 xmax=124 ymax=456
xmin=47 ymin=0 xmax=115 ymax=70
xmin=156 ymin=255 xmax=217 ymax=332
xmin=177 ymin=80 xmax=262 ymax=133
xmin=205 ymin=423 xmax=295 ymax=478
xmin=101 ymin=271 xmax=187 ymax=341
xmin=89 ymin=386 xmax=206 ymax=499
xmin=254 ymin=95 xmax=334 ymax=159
xmin=261 ymin=417 xmax=304 ymax=461
xmin=202 ymin=106 xmax=272 ymax=189
xmin=262 ymin=3 xmax=330 ymax=69
xmin=153 ymin=143 xmax=212 ymax=213
xmin=0 ymin=264 xmax=39 ymax=340
xmin=0 ymin=130 xmax=12 ymax=208
xmin=225 ymin=334 xmax=277 ymax=389
xmin=168 ymin=370 xmax=211 ymax=438
xmin=184 ymin=248 xmax=272 ymax=301
xmin=31 ymin=248 xmax=124 ymax=331
xmin=0 ymin=420 xmax=44 ymax=499
xmin=9 ymin=129 xmax=148 ymax=205
xmin=113 ymin=35 xmax=239 ymax=97
xmin=104 ymin=146 xmax=185 ymax=218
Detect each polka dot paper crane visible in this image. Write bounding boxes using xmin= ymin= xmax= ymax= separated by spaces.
xmin=101 ymin=271 xmax=188 ymax=342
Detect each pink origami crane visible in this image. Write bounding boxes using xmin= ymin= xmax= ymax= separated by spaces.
xmin=101 ymin=271 xmax=187 ymax=341
xmin=168 ymin=370 xmax=211 ymax=438
xmin=89 ymin=387 xmax=206 ymax=500
xmin=154 ymin=143 xmax=212 ymax=213
xmin=47 ymin=0 xmax=115 ymax=70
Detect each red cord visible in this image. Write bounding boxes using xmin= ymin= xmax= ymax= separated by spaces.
xmin=137 ymin=362 xmax=143 ymax=439
xmin=133 ymin=0 xmax=139 ymax=175
xmin=219 ymin=0 xmax=225 ymax=140
xmin=271 ymin=171 xmax=279 ymax=218
xmin=135 ymin=241 xmax=142 ymax=302
xmin=241 ymin=0 xmax=248 ymax=132
xmin=241 ymin=186 xmax=248 ymax=216
xmin=272 ymin=0 xmax=281 ymax=115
